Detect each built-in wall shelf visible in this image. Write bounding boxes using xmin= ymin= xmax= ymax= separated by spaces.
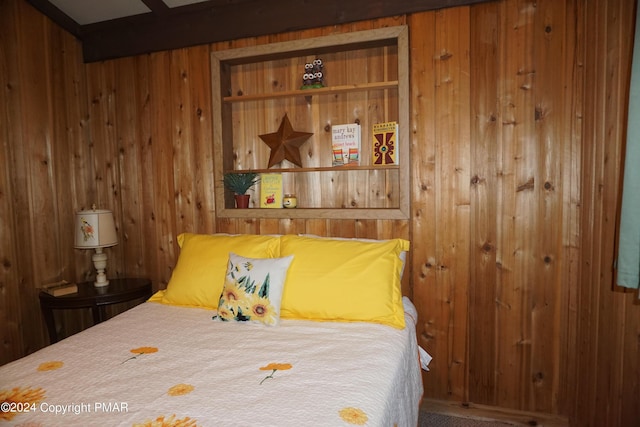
xmin=225 ymin=164 xmax=400 ymax=174
xmin=211 ymin=26 xmax=410 ymax=220
xmin=223 ymin=81 xmax=399 ymax=103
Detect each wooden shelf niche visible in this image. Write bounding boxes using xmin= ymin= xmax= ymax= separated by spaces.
xmin=211 ymin=25 xmax=409 ymax=219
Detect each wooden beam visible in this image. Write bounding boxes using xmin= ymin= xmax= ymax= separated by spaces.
xmin=141 ymin=0 xmax=170 ymax=16
xmin=78 ymin=0 xmax=494 ymax=62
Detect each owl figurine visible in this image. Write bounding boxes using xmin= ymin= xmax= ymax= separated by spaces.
xmin=311 ymin=58 xmax=324 ymax=88
xmin=302 ymin=62 xmax=315 ymax=88
xmin=301 ymin=58 xmax=325 ymax=89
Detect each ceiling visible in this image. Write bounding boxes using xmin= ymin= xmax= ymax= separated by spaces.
xmin=46 ymin=0 xmax=207 ymax=25
xmin=26 ymin=0 xmax=493 ymax=63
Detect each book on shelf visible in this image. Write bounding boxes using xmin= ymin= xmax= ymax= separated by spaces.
xmin=260 ymin=173 xmax=283 ymax=208
xmin=372 ymin=121 xmax=399 ymax=165
xmin=331 ymin=123 xmax=361 ymax=166
xmin=42 ymin=280 xmax=78 ymax=296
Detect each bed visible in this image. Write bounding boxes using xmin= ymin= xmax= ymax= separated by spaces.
xmin=1 ymin=234 xmax=429 ymax=427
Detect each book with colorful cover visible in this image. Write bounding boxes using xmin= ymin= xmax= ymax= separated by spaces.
xmin=260 ymin=173 xmax=283 ymax=208
xmin=372 ymin=121 xmax=399 ymax=165
xmin=331 ymin=123 xmax=361 ymax=166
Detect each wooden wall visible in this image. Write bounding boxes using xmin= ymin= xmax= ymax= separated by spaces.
xmin=1 ymin=0 xmax=639 ymax=425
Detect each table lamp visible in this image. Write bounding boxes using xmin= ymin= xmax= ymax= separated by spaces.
xmin=74 ymin=206 xmax=118 ymax=287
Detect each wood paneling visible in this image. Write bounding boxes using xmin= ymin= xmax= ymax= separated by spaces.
xmin=2 ymin=0 xmax=639 ymax=425
xmin=0 ymin=0 xmax=24 ymax=363
xmin=575 ymin=0 xmax=640 ymax=425
xmin=468 ymin=0 xmax=500 ymax=406
xmin=465 ymin=0 xmax=582 ymax=414
xmin=1 ymin=0 xmax=94 ymax=355
xmin=410 ymin=6 xmax=472 ymax=404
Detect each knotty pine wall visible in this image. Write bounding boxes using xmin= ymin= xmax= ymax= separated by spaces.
xmin=1 ymin=0 xmax=639 ymax=425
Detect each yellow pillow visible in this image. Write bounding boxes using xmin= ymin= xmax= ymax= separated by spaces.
xmin=148 ymin=290 xmax=165 ymax=302
xmin=279 ymin=235 xmax=409 ymax=328
xmin=161 ymin=233 xmax=280 ymax=309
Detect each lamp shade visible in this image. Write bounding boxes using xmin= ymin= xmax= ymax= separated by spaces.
xmin=74 ymin=209 xmax=118 ymax=249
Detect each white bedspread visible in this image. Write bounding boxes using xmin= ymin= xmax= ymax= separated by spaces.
xmin=1 ymin=299 xmax=424 ymax=426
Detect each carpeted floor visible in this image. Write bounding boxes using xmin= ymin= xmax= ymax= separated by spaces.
xmin=418 ymin=398 xmax=569 ymax=427
xmin=419 ymin=411 xmax=516 ymax=426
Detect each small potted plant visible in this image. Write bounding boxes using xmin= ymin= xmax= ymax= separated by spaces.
xmin=223 ymin=172 xmax=260 ymax=208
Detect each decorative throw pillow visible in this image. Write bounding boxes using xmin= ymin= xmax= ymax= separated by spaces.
xmin=215 ymin=253 xmax=293 ymax=326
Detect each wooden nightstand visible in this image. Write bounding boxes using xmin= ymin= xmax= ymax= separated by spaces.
xmin=39 ymin=277 xmax=152 ymax=344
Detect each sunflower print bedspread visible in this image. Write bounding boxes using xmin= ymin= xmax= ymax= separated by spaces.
xmin=0 ymin=300 xmax=423 ymax=426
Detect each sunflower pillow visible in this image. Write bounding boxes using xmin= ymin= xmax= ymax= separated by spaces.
xmin=215 ymin=253 xmax=293 ymax=326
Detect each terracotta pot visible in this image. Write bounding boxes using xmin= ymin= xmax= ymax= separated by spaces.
xmin=234 ymin=194 xmax=250 ymax=208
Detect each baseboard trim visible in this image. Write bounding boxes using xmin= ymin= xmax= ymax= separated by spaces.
xmin=420 ymin=398 xmax=569 ymax=427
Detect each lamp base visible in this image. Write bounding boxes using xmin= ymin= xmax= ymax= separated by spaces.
xmin=92 ymin=248 xmax=110 ymax=288
xmin=94 ymin=278 xmax=110 ymax=287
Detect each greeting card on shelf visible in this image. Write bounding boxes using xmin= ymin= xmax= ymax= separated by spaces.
xmin=260 ymin=173 xmax=283 ymax=208
xmin=372 ymin=121 xmax=399 ymax=166
xmin=331 ymin=123 xmax=361 ymax=166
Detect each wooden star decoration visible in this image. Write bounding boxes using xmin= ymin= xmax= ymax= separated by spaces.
xmin=259 ymin=114 xmax=313 ymax=168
